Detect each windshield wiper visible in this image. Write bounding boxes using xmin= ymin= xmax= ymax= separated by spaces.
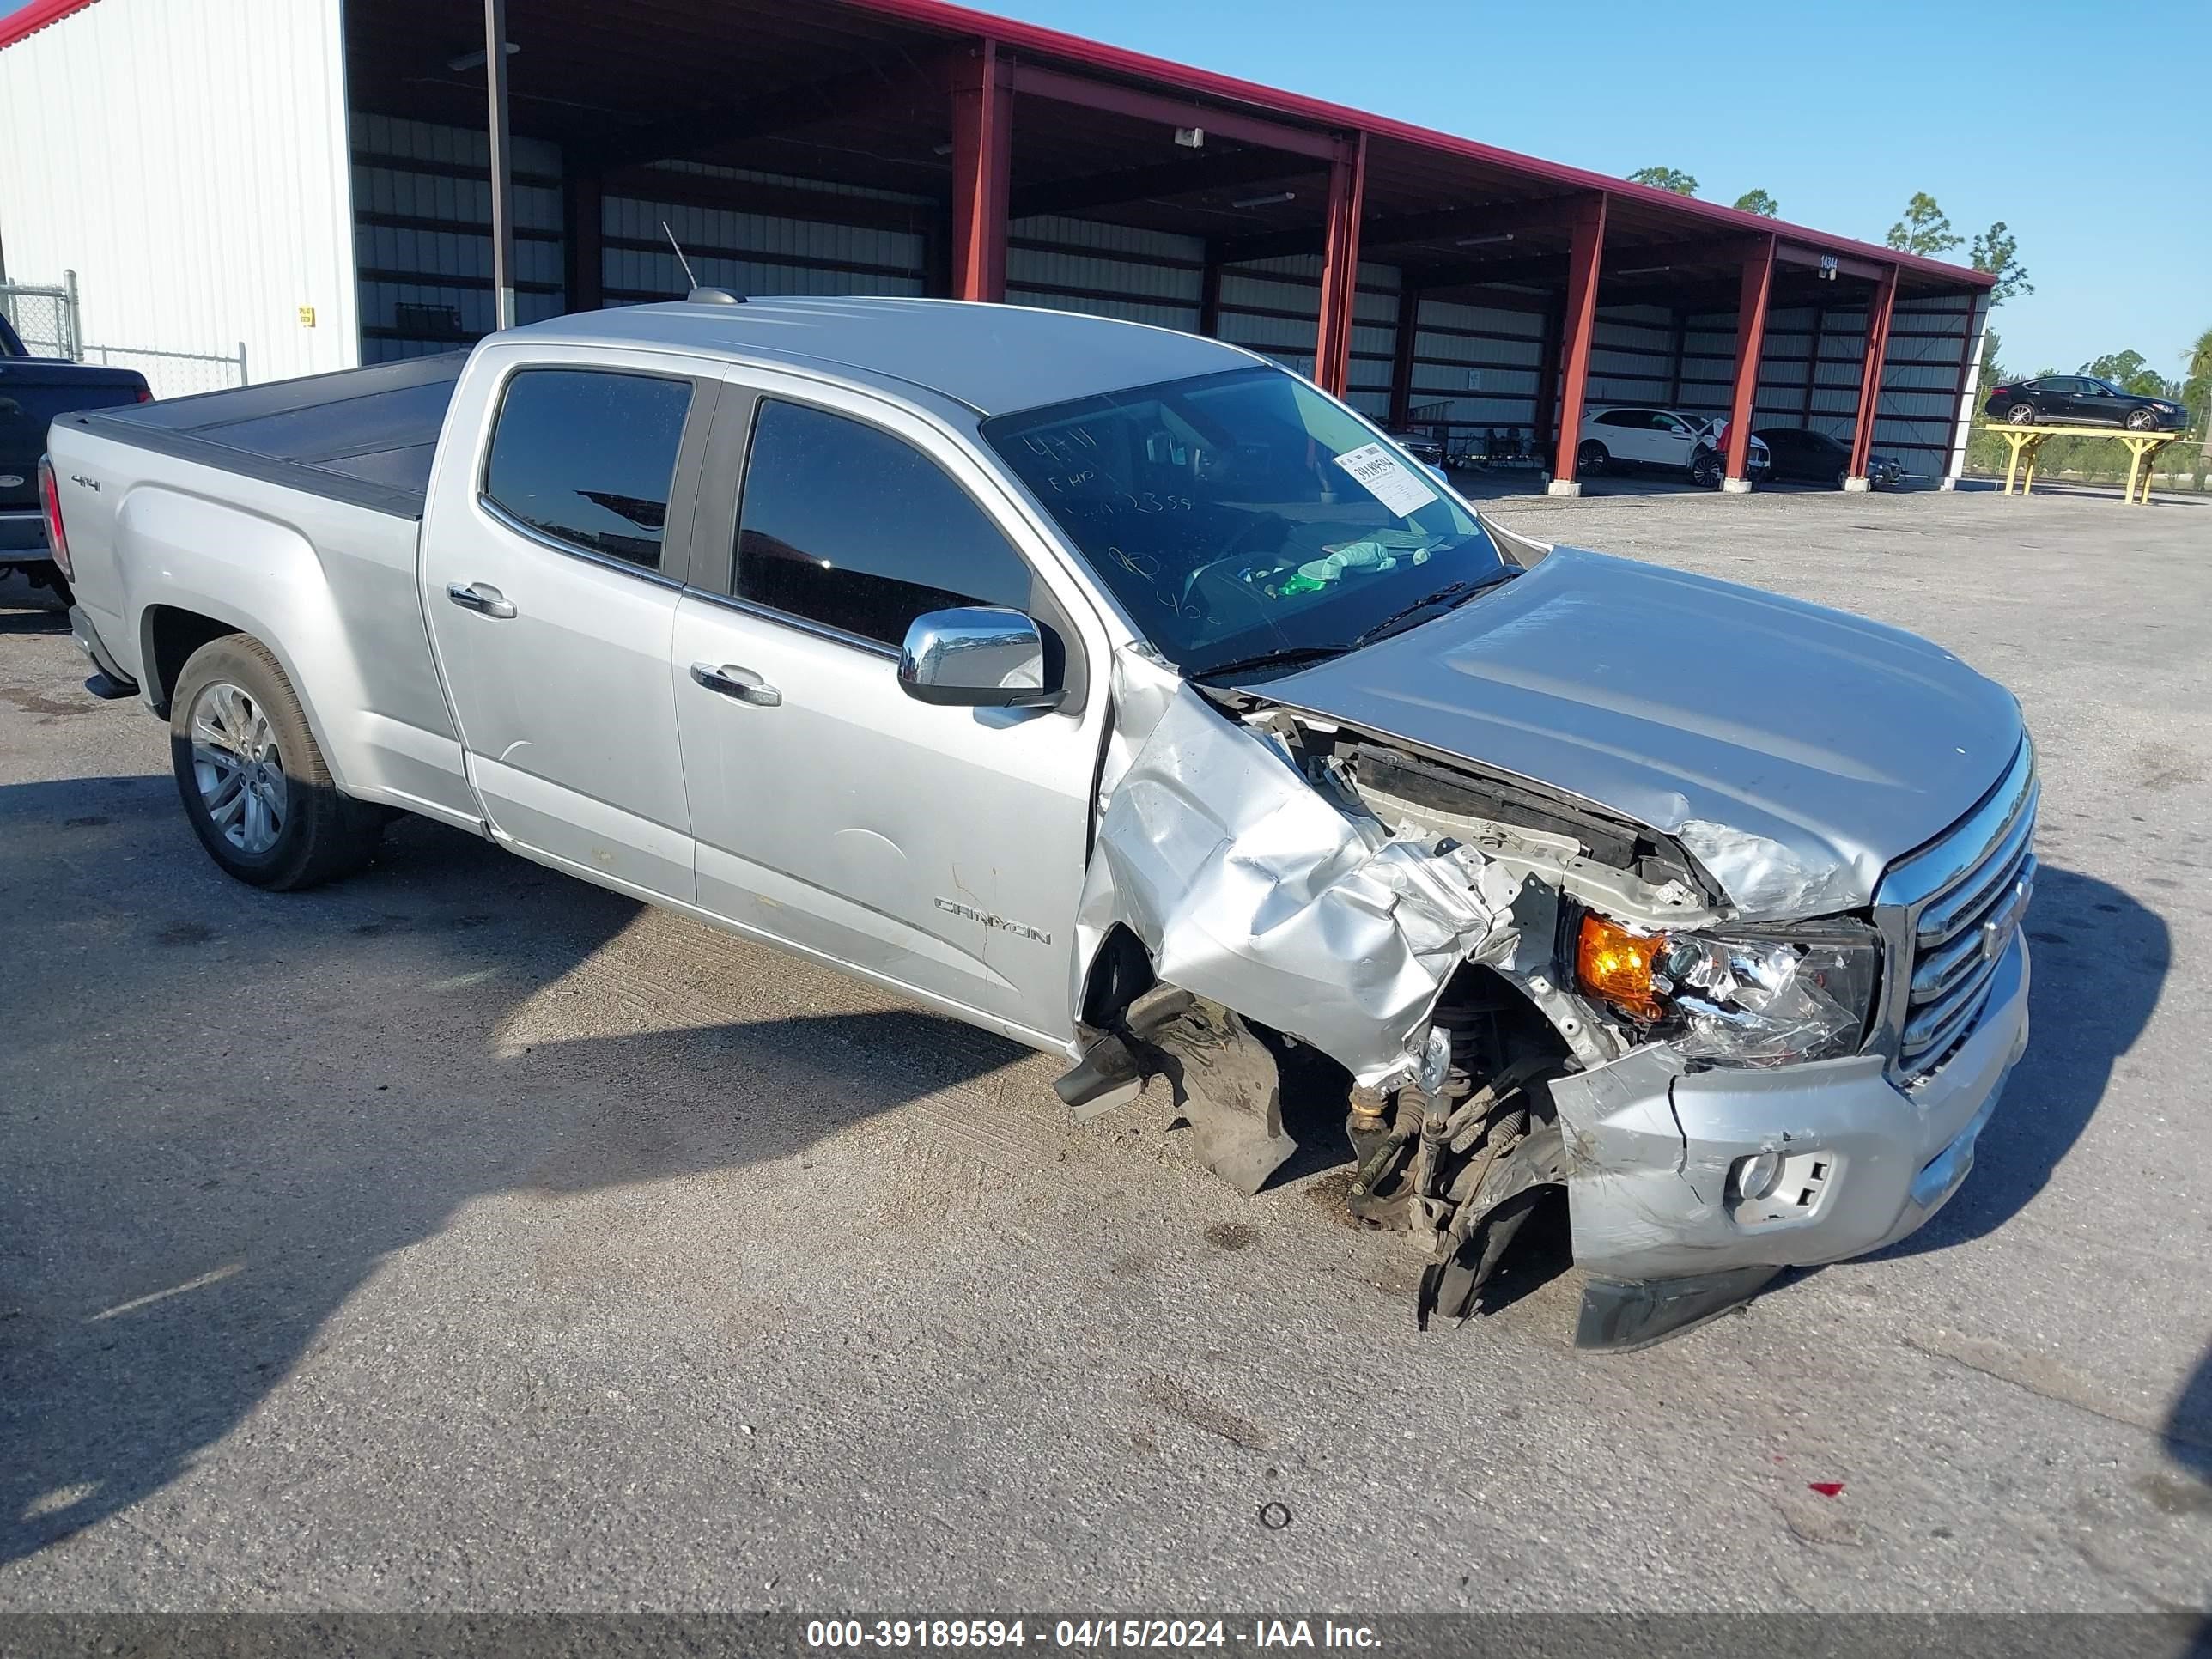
xmin=1187 ymin=643 xmax=1352 ymax=682
xmin=1348 ymin=568 xmax=1517 ymax=651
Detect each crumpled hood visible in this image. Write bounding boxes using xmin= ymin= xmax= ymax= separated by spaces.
xmin=1256 ymin=547 xmax=2025 ymax=919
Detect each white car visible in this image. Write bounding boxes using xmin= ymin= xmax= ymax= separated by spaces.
xmin=1577 ymin=405 xmax=1770 ymax=489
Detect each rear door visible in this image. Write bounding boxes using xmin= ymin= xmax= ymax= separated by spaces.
xmin=2041 ymin=377 xmax=2090 ymax=422
xmin=420 ymin=353 xmax=719 ymax=902
xmin=671 ymin=372 xmax=1106 ymax=1044
xmin=1592 ymin=409 xmax=1649 ymax=462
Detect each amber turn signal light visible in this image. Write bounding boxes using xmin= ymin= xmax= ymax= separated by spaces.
xmin=1576 ymin=914 xmax=1662 ymax=1019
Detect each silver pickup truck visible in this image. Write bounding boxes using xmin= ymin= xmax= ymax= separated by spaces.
xmin=47 ymin=295 xmax=2033 ymax=1348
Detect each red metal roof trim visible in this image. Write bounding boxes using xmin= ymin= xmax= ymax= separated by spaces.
xmin=0 ymin=0 xmax=102 ymax=52
xmin=844 ymin=0 xmax=1992 ymax=290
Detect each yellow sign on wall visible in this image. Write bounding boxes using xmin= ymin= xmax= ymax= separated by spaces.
xmin=298 ymin=306 xmax=317 ymax=328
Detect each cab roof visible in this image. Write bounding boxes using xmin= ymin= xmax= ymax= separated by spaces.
xmin=507 ymin=296 xmax=1263 ymax=416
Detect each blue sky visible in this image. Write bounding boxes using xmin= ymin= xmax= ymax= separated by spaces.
xmin=982 ymin=0 xmax=2206 ymax=380
xmin=7 ymin=0 xmax=2200 ymax=378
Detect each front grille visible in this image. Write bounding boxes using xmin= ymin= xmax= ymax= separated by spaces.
xmin=1874 ymin=741 xmax=2038 ymax=1084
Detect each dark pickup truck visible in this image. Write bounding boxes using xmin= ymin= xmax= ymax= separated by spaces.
xmin=0 ymin=312 xmax=149 ymax=605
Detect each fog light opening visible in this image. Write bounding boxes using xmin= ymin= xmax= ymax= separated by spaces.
xmin=1731 ymin=1151 xmax=1783 ymax=1203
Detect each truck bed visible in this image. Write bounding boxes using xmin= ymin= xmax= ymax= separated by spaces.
xmin=59 ymin=353 xmax=464 ymax=521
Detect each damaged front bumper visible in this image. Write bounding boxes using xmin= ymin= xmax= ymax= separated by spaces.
xmin=1555 ymin=931 xmax=2030 ymax=1348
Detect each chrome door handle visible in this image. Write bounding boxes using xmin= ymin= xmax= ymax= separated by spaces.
xmin=447 ymin=581 xmax=517 ymax=620
xmin=690 ymin=662 xmax=781 ymax=707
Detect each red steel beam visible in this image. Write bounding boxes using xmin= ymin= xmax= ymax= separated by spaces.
xmin=1313 ymin=133 xmax=1368 ymax=396
xmin=1006 ymin=61 xmax=1337 ymax=160
xmin=1849 ymin=265 xmax=1899 ymax=480
xmin=1723 ymin=235 xmax=1776 ymax=483
xmin=1547 ymin=192 xmax=1608 ymax=487
xmin=950 ymin=41 xmax=1012 ymax=303
xmin=1388 ymin=281 xmax=1419 ymax=427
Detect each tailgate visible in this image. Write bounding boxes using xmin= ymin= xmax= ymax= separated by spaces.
xmin=0 ymin=363 xmax=148 ymax=509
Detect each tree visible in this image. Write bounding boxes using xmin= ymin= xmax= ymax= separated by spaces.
xmin=1628 ymin=167 xmax=1698 ymax=196
xmin=1969 ymin=221 xmax=2033 ymax=304
xmin=1732 ymin=189 xmax=1779 ymax=216
xmin=1885 ymin=192 xmax=1962 ymax=258
xmin=2187 ymin=325 xmax=2212 ymax=467
xmin=2079 ymin=349 xmax=2170 ymax=398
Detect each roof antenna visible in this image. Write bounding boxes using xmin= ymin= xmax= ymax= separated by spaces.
xmin=664 ymin=221 xmax=742 ymax=306
xmin=662 ymin=221 xmax=698 ymax=290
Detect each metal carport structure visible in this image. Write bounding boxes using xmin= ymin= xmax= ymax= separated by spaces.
xmin=3 ymin=0 xmax=1995 ymax=486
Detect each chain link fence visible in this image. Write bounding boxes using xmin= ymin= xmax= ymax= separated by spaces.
xmin=0 ymin=272 xmax=82 ymax=359
xmin=3 ymin=270 xmax=250 ymax=398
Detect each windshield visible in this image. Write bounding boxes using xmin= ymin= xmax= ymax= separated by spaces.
xmin=981 ymin=365 xmax=1506 ymax=677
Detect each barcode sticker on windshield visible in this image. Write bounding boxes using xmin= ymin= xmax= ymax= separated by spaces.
xmin=1334 ymin=442 xmax=1439 ymax=519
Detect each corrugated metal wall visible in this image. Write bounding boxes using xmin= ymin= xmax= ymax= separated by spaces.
xmin=1586 ymin=305 xmax=1677 ymax=409
xmin=1214 ymin=256 xmax=1400 ymax=418
xmin=1403 ymin=292 xmax=1548 ymax=444
xmin=1881 ymin=293 xmax=1983 ymax=475
xmin=601 ymin=161 xmax=929 ymax=306
xmin=353 ymin=112 xmax=565 ymax=362
xmin=1682 ymin=290 xmax=1980 ymax=476
xmin=1006 ymin=216 xmax=1203 ymax=333
xmin=0 ymin=0 xmax=356 ymax=393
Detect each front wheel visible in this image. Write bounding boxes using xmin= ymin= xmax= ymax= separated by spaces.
xmin=1577 ymin=440 xmax=1609 ymax=476
xmin=2124 ymin=407 xmax=2157 ymax=432
xmin=2006 ymin=402 xmax=2039 ymax=425
xmin=169 ymin=634 xmax=382 ymax=890
xmin=1690 ymin=450 xmax=1723 ymax=489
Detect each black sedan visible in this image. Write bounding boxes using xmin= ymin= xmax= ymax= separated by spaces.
xmin=1753 ymin=427 xmax=1903 ymax=488
xmin=1983 ymin=375 xmax=2188 ymax=432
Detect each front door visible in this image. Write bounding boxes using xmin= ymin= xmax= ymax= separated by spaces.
xmin=1648 ymin=411 xmax=1699 ymax=470
xmin=672 ymin=379 xmax=1104 ymax=1044
xmin=420 ymin=355 xmax=718 ymax=902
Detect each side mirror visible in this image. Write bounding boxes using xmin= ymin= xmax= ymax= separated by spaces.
xmin=898 ymin=606 xmax=1060 ymax=709
xmin=1424 ymin=463 xmax=1449 ymax=484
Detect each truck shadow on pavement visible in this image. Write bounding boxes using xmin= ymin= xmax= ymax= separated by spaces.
xmin=0 ymin=773 xmax=1032 ymax=1566
xmin=1869 ymin=861 xmax=2167 ymax=1261
xmin=0 ymin=771 xmax=2175 ymax=1569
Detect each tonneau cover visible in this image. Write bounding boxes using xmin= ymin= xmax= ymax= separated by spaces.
xmin=65 ymin=353 xmax=465 ymax=520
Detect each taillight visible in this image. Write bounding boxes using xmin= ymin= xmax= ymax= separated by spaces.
xmin=135 ymin=386 xmax=154 ymax=403
xmin=36 ymin=455 xmax=71 ymax=580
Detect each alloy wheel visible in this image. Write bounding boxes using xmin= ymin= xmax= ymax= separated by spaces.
xmin=189 ymin=680 xmax=288 ymax=854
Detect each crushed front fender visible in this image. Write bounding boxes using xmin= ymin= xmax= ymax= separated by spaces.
xmin=1075 ymin=653 xmax=1523 ymax=1091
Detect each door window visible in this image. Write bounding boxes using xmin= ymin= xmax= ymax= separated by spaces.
xmin=483 ymin=369 xmax=693 ymax=573
xmin=1595 ymin=410 xmax=1645 ymax=428
xmin=735 ymin=399 xmax=1037 ymax=649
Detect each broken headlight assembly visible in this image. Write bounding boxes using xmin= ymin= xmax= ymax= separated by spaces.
xmin=1574 ymin=912 xmax=1881 ymax=1067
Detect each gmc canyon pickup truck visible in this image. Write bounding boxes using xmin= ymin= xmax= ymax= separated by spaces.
xmin=46 ymin=296 xmax=2034 ymax=1348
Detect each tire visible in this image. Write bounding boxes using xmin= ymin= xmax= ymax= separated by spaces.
xmin=2124 ymin=407 xmax=2156 ymax=432
xmin=1577 ymin=440 xmax=1609 ymax=476
xmin=1690 ymin=450 xmax=1723 ymax=489
xmin=2005 ymin=402 xmax=2038 ymax=425
xmin=169 ymin=634 xmax=382 ymax=890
